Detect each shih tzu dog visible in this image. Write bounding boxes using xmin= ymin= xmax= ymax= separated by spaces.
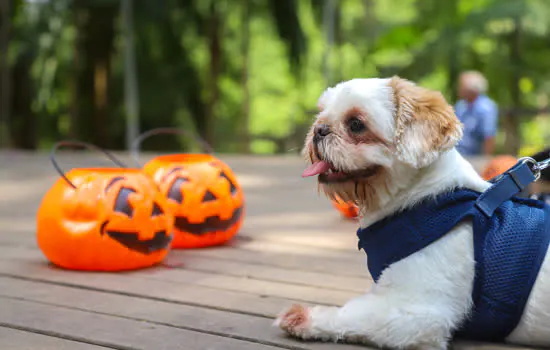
xmin=275 ymin=77 xmax=550 ymax=350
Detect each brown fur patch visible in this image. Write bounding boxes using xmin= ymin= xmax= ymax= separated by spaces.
xmin=322 ymin=167 xmax=387 ymax=210
xmin=354 ymin=128 xmax=390 ymax=147
xmin=389 ymin=76 xmax=462 ymax=155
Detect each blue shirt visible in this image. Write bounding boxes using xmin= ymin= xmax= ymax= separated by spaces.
xmin=455 ymin=95 xmax=498 ymax=156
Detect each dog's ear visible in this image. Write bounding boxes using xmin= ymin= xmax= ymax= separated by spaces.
xmin=389 ymin=76 xmax=463 ymax=168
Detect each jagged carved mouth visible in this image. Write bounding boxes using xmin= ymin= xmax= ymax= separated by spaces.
xmin=103 ymin=226 xmax=172 ymax=255
xmin=174 ymin=206 xmax=243 ymax=235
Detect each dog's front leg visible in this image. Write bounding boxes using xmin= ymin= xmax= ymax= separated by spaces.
xmin=276 ymin=293 xmax=452 ymax=350
xmin=276 ymin=225 xmax=475 ymax=349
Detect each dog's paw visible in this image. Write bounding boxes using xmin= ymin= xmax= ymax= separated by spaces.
xmin=274 ymin=304 xmax=313 ymax=339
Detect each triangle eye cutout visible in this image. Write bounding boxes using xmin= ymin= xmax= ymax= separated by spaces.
xmin=114 ymin=187 xmax=136 ymax=217
xmin=167 ymin=177 xmax=188 ymax=204
xmin=151 ymin=202 xmax=164 ymax=216
xmin=220 ymin=171 xmax=237 ymax=194
xmin=202 ymin=190 xmax=217 ymax=202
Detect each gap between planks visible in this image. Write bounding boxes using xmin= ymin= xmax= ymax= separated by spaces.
xmin=0 ymin=259 xmax=312 ymax=319
xmin=0 ymin=277 xmax=370 ymax=350
xmin=0 ymin=277 xmax=535 ymax=350
xmin=0 ymin=254 xmax=356 ymax=307
xmin=0 ymin=246 xmax=372 ymax=294
xmin=0 ymin=233 xmax=369 ymax=278
xmin=0 ymin=325 xmax=118 ymax=350
xmin=0 ymin=297 xmax=288 ymax=350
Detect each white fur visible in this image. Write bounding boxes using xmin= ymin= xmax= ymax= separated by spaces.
xmin=320 ymin=78 xmax=395 ymax=140
xmin=277 ymin=78 xmax=550 ymax=349
xmin=311 ymin=79 xmax=396 ymax=175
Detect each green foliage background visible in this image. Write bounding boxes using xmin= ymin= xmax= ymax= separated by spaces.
xmin=2 ymin=0 xmax=549 ymax=155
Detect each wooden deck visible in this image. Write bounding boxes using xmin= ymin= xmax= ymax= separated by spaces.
xmin=0 ymin=151 xmax=534 ymax=350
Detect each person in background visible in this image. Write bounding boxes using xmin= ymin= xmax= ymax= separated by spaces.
xmin=455 ymin=71 xmax=499 ymax=156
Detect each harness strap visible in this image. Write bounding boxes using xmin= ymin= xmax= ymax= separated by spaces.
xmin=475 ymin=161 xmax=535 ymax=217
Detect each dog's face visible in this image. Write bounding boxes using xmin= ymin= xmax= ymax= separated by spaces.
xmin=302 ymin=77 xmax=463 ymax=209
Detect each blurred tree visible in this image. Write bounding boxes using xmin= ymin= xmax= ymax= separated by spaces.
xmin=205 ymin=0 xmax=222 ymax=147
xmin=75 ymin=0 xmax=118 ymax=148
xmin=506 ymin=15 xmax=523 ymax=155
xmin=121 ymin=0 xmax=139 ymax=150
xmin=0 ymin=0 xmax=13 ymax=148
xmin=11 ymin=33 xmax=36 ymax=149
xmin=9 ymin=0 xmax=41 ymax=149
xmin=4 ymin=0 xmax=549 ymax=154
xmin=238 ymin=0 xmax=251 ymax=153
xmin=68 ymin=1 xmax=81 ymax=140
xmin=322 ymin=0 xmax=336 ymax=85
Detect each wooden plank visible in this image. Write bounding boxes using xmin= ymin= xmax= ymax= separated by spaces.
xmin=0 ymin=258 xmax=312 ymax=317
xmin=183 ymin=247 xmax=367 ymax=277
xmin=226 ymin=238 xmax=359 ymax=261
xmin=132 ymin=267 xmax=356 ymax=305
xmin=0 ymin=245 xmax=370 ymax=293
xmin=0 ymin=297 xmax=285 ymax=350
xmin=0 ymin=277 xmax=369 ymax=350
xmin=164 ymin=252 xmax=369 ymax=293
xmin=0 ymin=326 xmax=110 ymax=350
xmin=0 ymin=224 xmax=362 ymax=264
xmin=0 ymin=242 xmax=369 ymax=280
xmin=0 ymin=236 xmax=366 ymax=277
xmin=0 ymin=232 xmax=368 ymax=279
xmin=0 ymin=278 xmax=535 ymax=350
xmin=239 ymin=212 xmax=359 ymax=250
xmin=0 ymin=252 xmax=355 ymax=306
xmin=237 ymin=231 xmax=357 ymax=252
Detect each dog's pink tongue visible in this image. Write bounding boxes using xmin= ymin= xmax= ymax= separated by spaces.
xmin=302 ymin=161 xmax=331 ymax=178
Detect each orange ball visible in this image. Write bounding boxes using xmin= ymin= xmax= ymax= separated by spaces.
xmin=143 ymin=154 xmax=245 ymax=249
xmin=36 ymin=168 xmax=174 ymax=271
xmin=481 ymin=155 xmax=518 ymax=181
xmin=331 ymin=195 xmax=359 ymax=219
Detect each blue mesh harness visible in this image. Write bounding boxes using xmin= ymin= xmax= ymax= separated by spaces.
xmin=356 ymin=161 xmax=550 ymax=342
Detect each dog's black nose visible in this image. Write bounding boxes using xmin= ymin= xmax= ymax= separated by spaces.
xmin=314 ymin=124 xmax=330 ymax=137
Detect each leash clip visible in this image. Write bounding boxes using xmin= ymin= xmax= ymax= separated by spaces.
xmin=519 ymin=154 xmax=550 ymax=181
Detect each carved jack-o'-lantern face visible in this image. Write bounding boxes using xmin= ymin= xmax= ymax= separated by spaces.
xmin=143 ymin=154 xmax=244 ymax=248
xmin=99 ymin=175 xmax=173 ymax=254
xmin=37 ymin=169 xmax=174 ymax=271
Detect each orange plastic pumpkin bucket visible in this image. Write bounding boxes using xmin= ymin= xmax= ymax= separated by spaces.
xmin=481 ymin=155 xmax=518 ymax=181
xmin=132 ymin=128 xmax=245 ymax=249
xmin=36 ymin=141 xmax=174 ymax=271
xmin=331 ymin=195 xmax=359 ymax=219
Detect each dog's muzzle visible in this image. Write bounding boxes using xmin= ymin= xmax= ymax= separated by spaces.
xmin=313 ymin=124 xmax=330 ymax=144
xmin=313 ymin=124 xmax=331 ymax=160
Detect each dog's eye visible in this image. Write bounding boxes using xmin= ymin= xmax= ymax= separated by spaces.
xmin=348 ymin=118 xmax=366 ymax=134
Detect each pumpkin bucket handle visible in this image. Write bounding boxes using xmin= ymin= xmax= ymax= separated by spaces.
xmin=50 ymin=140 xmax=128 ymax=189
xmin=131 ymin=127 xmax=214 ymax=167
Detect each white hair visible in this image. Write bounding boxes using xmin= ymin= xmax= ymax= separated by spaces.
xmin=460 ymin=71 xmax=488 ymax=94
